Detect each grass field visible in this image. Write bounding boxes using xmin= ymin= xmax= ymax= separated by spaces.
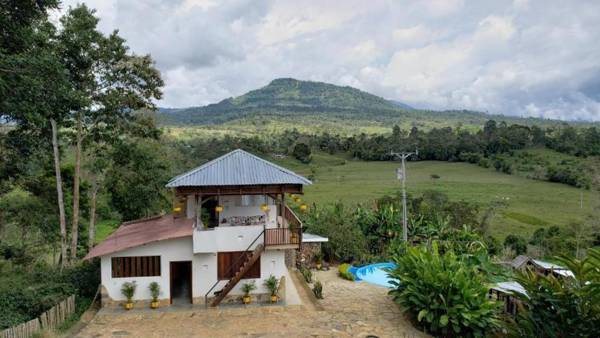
xmin=268 ymin=152 xmax=599 ymax=239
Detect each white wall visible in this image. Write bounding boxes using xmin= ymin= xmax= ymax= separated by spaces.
xmin=101 ymin=237 xmax=287 ymax=302
xmin=101 ymin=237 xmax=194 ymax=301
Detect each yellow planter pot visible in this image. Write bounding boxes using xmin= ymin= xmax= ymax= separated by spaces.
xmin=124 ymin=302 xmax=133 ymax=310
xmin=316 ymin=263 xmax=322 ymax=270
xmin=150 ymin=301 xmax=159 ymax=309
xmin=243 ymin=296 xmax=251 ymax=304
xmin=270 ymin=295 xmax=278 ymax=303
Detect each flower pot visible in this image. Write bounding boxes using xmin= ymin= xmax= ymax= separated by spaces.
xmin=124 ymin=302 xmax=134 ymax=310
xmin=243 ymin=295 xmax=251 ymax=304
xmin=150 ymin=301 xmax=159 ymax=309
xmin=270 ymin=295 xmax=278 ymax=303
xmin=316 ymin=263 xmax=322 ymax=270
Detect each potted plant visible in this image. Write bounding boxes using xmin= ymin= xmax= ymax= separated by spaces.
xmin=264 ymin=275 xmax=279 ymax=303
xmin=149 ymin=282 xmax=160 ymax=309
xmin=315 ymin=251 xmax=323 ymax=270
xmin=121 ymin=281 xmax=137 ymax=310
xmin=241 ymin=281 xmax=256 ymax=304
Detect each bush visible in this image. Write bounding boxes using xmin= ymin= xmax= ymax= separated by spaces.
xmin=263 ymin=275 xmax=278 ymax=296
xmin=338 ymin=263 xmax=355 ymax=281
xmin=504 ymin=234 xmax=527 ymax=255
xmin=388 ymin=244 xmax=500 ymax=337
xmin=312 ymin=280 xmax=323 ymax=299
xmin=300 ymin=265 xmax=312 ymax=283
xmin=149 ymin=282 xmax=160 ymax=302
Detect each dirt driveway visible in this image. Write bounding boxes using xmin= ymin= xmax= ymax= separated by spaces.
xmin=74 ymin=270 xmax=426 ymax=338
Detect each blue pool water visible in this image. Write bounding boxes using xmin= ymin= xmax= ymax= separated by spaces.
xmin=348 ymin=262 xmax=398 ymax=288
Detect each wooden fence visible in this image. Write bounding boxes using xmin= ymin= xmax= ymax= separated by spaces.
xmin=1 ymin=295 xmax=75 ymax=338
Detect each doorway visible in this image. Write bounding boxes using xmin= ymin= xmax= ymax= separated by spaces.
xmin=170 ymin=261 xmax=192 ymax=305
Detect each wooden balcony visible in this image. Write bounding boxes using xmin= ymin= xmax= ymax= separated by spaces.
xmin=265 ymin=206 xmax=302 ymax=249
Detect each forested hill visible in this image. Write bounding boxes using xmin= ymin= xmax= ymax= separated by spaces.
xmin=157 ymin=78 xmax=591 ymax=129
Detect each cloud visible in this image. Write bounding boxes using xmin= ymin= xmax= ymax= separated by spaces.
xmin=55 ymin=0 xmax=600 ymax=121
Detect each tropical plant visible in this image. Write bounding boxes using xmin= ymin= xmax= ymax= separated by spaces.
xmin=300 ymin=265 xmax=312 ymax=283
xmin=263 ymin=275 xmax=279 ymax=296
xmin=241 ymin=281 xmax=256 ymax=296
xmin=312 ymin=280 xmax=323 ymax=299
xmin=509 ymin=248 xmax=600 ymax=337
xmin=338 ymin=263 xmax=355 ymax=281
xmin=120 ymin=281 xmax=137 ymax=303
xmin=388 ymin=244 xmax=500 ymax=337
xmin=149 ymin=282 xmax=160 ymax=302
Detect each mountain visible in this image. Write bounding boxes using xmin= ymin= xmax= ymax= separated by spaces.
xmin=157 ymin=78 xmax=591 ymax=129
xmin=158 ymin=78 xmax=411 ymax=125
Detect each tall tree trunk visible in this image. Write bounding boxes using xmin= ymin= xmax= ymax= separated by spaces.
xmin=51 ymin=118 xmax=68 ymax=267
xmin=70 ymin=114 xmax=82 ymax=262
xmin=88 ymin=176 xmax=98 ymax=251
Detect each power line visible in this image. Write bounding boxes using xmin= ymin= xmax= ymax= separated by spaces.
xmin=391 ymin=149 xmax=418 ymax=242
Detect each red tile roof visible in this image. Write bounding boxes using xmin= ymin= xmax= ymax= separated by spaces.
xmin=84 ymin=214 xmax=193 ymax=260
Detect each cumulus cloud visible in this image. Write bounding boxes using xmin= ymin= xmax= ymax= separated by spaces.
xmin=56 ymin=0 xmax=600 ymax=120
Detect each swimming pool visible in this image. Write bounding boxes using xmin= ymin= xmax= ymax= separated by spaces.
xmin=349 ymin=262 xmax=398 ymax=288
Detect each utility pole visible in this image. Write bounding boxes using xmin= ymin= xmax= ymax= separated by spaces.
xmin=391 ymin=150 xmax=418 ymax=242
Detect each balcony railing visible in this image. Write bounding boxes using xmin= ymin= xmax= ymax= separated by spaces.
xmin=265 ymin=205 xmax=302 ymax=247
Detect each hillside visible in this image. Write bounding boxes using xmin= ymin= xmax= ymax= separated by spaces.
xmin=158 ymin=78 xmax=586 ymax=130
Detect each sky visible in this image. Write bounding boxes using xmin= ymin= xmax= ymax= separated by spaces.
xmin=55 ymin=0 xmax=600 ymax=121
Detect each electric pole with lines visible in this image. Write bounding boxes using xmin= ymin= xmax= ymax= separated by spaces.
xmin=391 ymin=150 xmax=418 ymax=242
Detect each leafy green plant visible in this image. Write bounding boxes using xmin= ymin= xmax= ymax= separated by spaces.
xmin=509 ymin=248 xmax=600 ymax=337
xmin=241 ymin=281 xmax=256 ymax=296
xmin=148 ymin=282 xmax=160 ymax=302
xmin=338 ymin=263 xmax=355 ymax=281
xmin=388 ymin=244 xmax=500 ymax=336
xmin=300 ymin=265 xmax=312 ymax=283
xmin=312 ymin=280 xmax=323 ymax=299
xmin=120 ymin=282 xmax=137 ymax=303
xmin=263 ymin=275 xmax=278 ymax=296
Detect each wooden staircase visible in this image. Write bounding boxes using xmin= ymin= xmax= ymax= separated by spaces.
xmin=211 ymin=244 xmax=264 ymax=307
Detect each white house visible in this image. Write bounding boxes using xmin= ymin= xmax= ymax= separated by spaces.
xmin=85 ymin=149 xmax=312 ymax=307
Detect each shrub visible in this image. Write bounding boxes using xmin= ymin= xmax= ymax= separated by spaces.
xmin=504 ymin=234 xmax=527 ymax=255
xmin=148 ymin=282 xmax=160 ymax=302
xmin=388 ymin=244 xmax=500 ymax=337
xmin=338 ymin=263 xmax=355 ymax=281
xmin=300 ymin=266 xmax=312 ymax=283
xmin=263 ymin=275 xmax=278 ymax=296
xmin=120 ymin=282 xmax=136 ymax=303
xmin=312 ymin=280 xmax=323 ymax=299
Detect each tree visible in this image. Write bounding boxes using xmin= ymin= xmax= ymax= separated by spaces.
xmin=292 ymin=142 xmax=312 ymax=163
xmin=57 ymin=5 xmax=163 ymax=261
xmin=1 ymin=0 xmax=73 ymax=266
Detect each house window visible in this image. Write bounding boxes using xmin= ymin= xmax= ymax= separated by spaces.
xmin=111 ymin=256 xmax=161 ymax=278
xmin=217 ymin=251 xmax=260 ymax=280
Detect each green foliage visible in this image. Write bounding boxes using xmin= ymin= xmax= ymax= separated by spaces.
xmin=510 ymin=248 xmax=600 ymax=337
xmin=303 ymin=202 xmax=368 ymax=262
xmin=0 ymin=260 xmax=99 ymax=329
xmin=148 ymin=282 xmax=160 ymax=302
xmin=292 ymin=142 xmax=312 ymax=163
xmin=241 ymin=281 xmax=256 ymax=296
xmin=300 ymin=265 xmax=312 ymax=283
xmin=338 ymin=263 xmax=355 ymax=281
xmin=120 ymin=282 xmax=136 ymax=302
xmin=312 ymin=280 xmax=323 ymax=299
xmin=388 ymin=245 xmax=501 ymax=337
xmin=504 ymin=234 xmax=528 ymax=255
xmin=263 ymin=275 xmax=278 ymax=296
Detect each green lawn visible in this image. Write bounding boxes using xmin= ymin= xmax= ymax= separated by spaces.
xmin=269 ymin=152 xmax=599 ymax=239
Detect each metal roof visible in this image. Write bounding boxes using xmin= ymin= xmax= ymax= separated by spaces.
xmin=166 ymin=149 xmax=312 ymax=187
xmin=302 ymin=232 xmax=329 ymax=243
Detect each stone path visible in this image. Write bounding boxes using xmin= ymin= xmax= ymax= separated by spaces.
xmin=74 ymin=269 xmax=427 ymax=338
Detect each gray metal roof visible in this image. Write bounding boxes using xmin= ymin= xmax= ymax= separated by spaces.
xmin=166 ymin=149 xmax=312 ymax=187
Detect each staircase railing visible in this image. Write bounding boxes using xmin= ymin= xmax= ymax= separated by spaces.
xmin=204 ymin=229 xmax=265 ymax=307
